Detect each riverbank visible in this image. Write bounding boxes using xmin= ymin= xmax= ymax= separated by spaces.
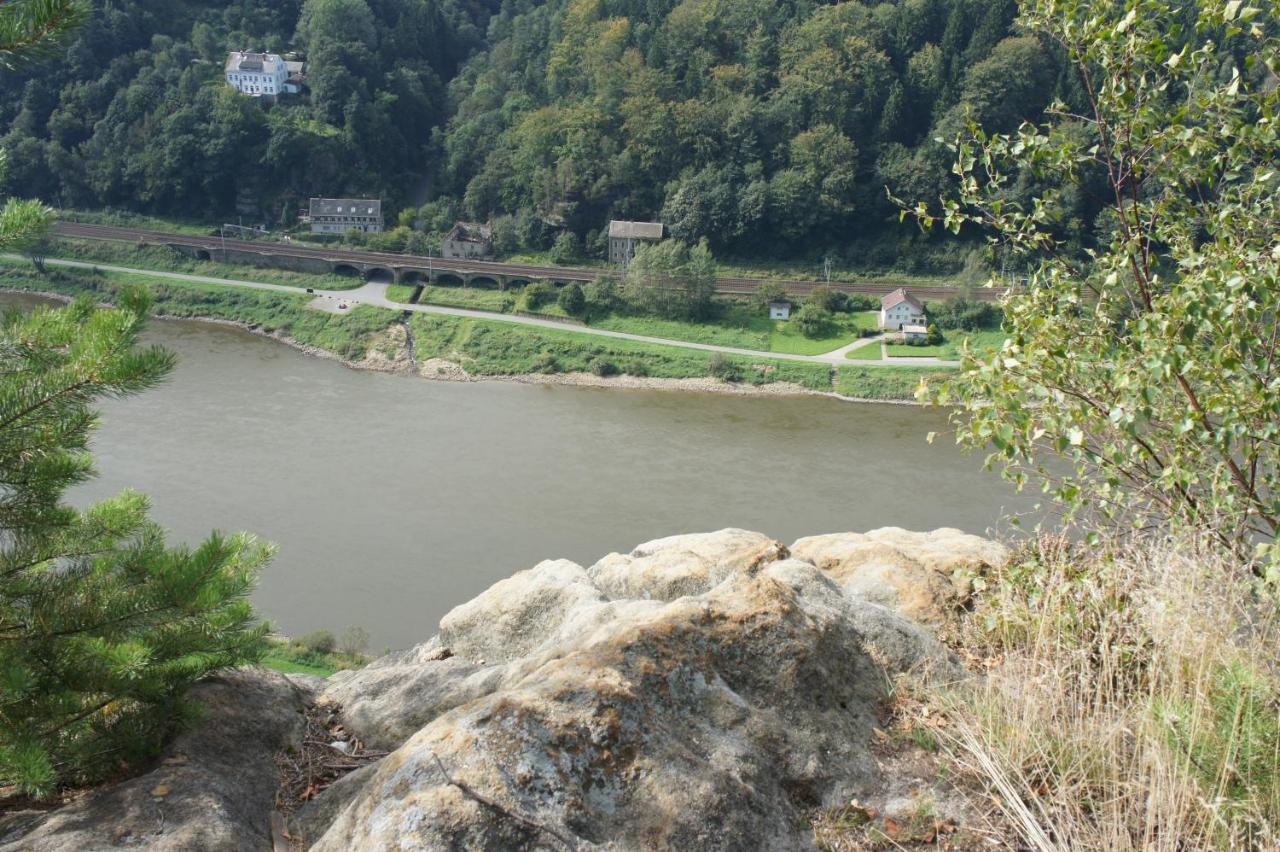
xmin=0 ymin=263 xmax=949 ymax=402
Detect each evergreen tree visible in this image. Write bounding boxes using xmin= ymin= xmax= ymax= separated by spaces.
xmin=0 ymin=0 xmax=90 ymax=70
xmin=0 ymin=6 xmax=268 ymax=798
xmin=0 ymin=291 xmax=271 ymax=798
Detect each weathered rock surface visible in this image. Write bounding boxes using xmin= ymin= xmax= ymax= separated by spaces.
xmin=305 ymin=530 xmax=959 ymax=850
xmin=587 ymin=528 xmax=787 ymax=602
xmin=791 ymin=527 xmax=1010 ymax=623
xmin=6 ymin=527 xmax=1000 ymax=851
xmin=1 ymin=669 xmax=309 ymax=852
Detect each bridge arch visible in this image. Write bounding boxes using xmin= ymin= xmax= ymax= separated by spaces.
xmin=333 ymin=263 xmax=361 ymax=278
xmin=468 ymin=275 xmax=500 ymax=290
xmin=506 ymin=278 xmax=531 ymax=290
xmin=364 ymin=267 xmax=394 ymax=283
xmin=435 ymin=272 xmax=465 ymax=287
xmin=400 ymin=269 xmax=427 ymax=284
xmin=195 ymin=249 xmax=211 ymax=261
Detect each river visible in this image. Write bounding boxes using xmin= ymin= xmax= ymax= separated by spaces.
xmin=8 ymin=294 xmax=1032 ymax=649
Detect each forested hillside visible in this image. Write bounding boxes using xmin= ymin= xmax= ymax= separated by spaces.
xmin=1 ymin=0 xmax=1089 ymax=269
xmin=432 ymin=0 xmax=1079 ymax=267
xmin=0 ymin=0 xmax=493 ymax=217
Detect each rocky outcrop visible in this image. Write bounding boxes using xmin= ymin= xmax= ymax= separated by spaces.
xmin=1 ymin=669 xmax=309 ymax=851
xmin=791 ymin=527 xmax=1010 ymax=623
xmin=306 ymin=528 xmax=971 ymax=850
xmin=5 ymin=527 xmax=1004 ymax=851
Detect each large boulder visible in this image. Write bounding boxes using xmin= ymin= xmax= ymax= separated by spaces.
xmin=305 ymin=543 xmax=953 ymax=849
xmin=1 ymin=669 xmax=309 ymax=851
xmin=790 ymin=527 xmax=1010 ymax=623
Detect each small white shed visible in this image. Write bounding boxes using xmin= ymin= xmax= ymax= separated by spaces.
xmin=769 ymin=301 xmax=792 ymax=320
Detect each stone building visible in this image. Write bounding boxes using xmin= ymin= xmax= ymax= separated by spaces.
xmin=607 ymin=220 xmax=664 ymax=266
xmin=308 ymin=198 xmax=384 ymax=234
xmin=441 ymin=222 xmax=493 ymax=259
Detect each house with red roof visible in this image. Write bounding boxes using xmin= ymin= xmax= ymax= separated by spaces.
xmin=879 ymin=288 xmax=926 ymax=330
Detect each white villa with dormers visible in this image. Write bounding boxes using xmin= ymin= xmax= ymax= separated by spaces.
xmin=225 ymin=51 xmax=301 ymax=97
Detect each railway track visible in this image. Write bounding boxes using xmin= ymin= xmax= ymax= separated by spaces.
xmin=51 ymin=221 xmax=1003 ymax=302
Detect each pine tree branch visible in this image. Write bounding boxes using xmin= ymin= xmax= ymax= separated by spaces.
xmin=0 ymin=0 xmax=91 ymax=70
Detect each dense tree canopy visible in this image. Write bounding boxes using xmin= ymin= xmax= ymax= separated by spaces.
xmin=1 ymin=0 xmax=1085 ymax=269
xmin=0 ymin=0 xmax=490 ymax=220
xmin=435 ymin=0 xmax=1079 ymax=266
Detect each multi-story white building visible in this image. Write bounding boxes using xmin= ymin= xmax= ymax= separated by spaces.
xmin=225 ymin=51 xmax=298 ymax=97
xmin=308 ymin=198 xmax=384 ymax=234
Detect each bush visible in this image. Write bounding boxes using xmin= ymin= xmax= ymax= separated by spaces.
xmin=548 ymin=231 xmax=581 ymax=264
xmin=620 ymin=357 xmax=649 ymax=377
xmin=588 ymin=355 xmax=618 ymax=376
xmin=584 ymin=275 xmax=619 ymax=316
xmin=805 ymin=285 xmax=840 ymax=313
xmin=708 ymin=352 xmax=742 ymax=381
xmin=338 ymin=625 xmax=370 ymax=656
xmin=793 ymin=302 xmax=834 ymax=338
xmin=524 ymin=282 xmax=556 ymax=309
xmin=557 ymin=282 xmax=585 ymax=315
xmin=531 ymin=351 xmax=560 ymax=373
xmin=755 ymin=281 xmax=787 ymax=311
xmin=298 ymin=629 xmax=336 ymax=654
xmin=925 ymin=297 xmax=1000 ymax=331
xmin=844 ymin=293 xmax=875 ymax=312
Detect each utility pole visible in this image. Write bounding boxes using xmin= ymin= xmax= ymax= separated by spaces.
xmin=823 ymin=256 xmax=831 ymax=283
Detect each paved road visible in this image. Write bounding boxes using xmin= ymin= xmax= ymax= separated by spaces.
xmin=52 ymin=220 xmax=1005 ymax=302
xmin=16 ymin=255 xmax=962 ymax=367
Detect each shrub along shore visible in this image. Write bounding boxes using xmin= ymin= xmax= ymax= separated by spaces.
xmin=0 ymin=261 xmax=950 ymax=403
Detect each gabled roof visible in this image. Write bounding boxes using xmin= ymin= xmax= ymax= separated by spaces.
xmin=445 ymin=222 xmax=492 ymax=243
xmin=309 ymin=198 xmax=382 ymax=218
xmin=608 ymin=220 xmax=664 ymax=240
xmin=881 ymin=288 xmax=924 ymax=311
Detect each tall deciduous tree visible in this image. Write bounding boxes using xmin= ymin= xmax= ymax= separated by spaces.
xmin=624 ymin=238 xmax=716 ymax=321
xmin=905 ymin=0 xmax=1280 ymax=571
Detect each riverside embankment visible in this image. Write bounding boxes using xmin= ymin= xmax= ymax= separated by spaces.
xmin=0 ymin=293 xmax=1034 ymax=649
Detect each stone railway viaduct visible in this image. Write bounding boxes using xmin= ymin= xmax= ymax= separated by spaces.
xmin=52 ymin=221 xmax=1004 ymax=302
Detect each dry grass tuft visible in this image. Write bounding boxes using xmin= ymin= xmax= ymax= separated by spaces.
xmin=934 ymin=535 xmax=1280 ymax=850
